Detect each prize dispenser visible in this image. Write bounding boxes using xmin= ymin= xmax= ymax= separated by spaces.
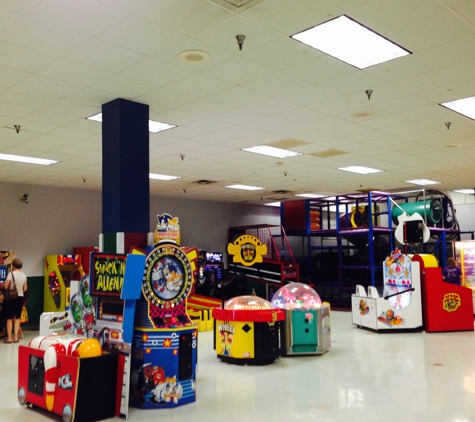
xmin=213 ymin=296 xmax=285 ymax=365
xmin=271 ymin=283 xmax=331 ymax=356
xmin=45 ymin=254 xmax=85 ymax=312
xmin=130 ymin=241 xmax=199 ymax=409
xmin=455 ymin=241 xmax=475 ymax=312
xmin=18 ymin=334 xmax=124 ymax=422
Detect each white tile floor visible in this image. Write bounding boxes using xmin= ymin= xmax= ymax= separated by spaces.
xmin=2 ymin=311 xmax=475 ymax=422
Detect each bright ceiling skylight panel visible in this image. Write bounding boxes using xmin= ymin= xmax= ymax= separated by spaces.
xmin=291 ymin=15 xmax=411 ymax=69
xmin=0 ymin=153 xmax=59 ymax=165
xmin=441 ymin=96 xmax=475 ymax=120
xmin=242 ymin=145 xmax=302 ymax=159
xmin=338 ymin=166 xmax=382 ymax=174
xmin=87 ymin=113 xmax=176 ymax=133
xmin=265 ymin=202 xmax=281 ymax=207
xmin=405 ymin=179 xmax=440 ymax=186
xmin=225 ymin=184 xmax=265 ymax=191
xmin=149 ymin=173 xmax=181 ymax=181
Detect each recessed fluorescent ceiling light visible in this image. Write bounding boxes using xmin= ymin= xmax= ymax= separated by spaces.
xmin=291 ymin=15 xmax=410 ymax=69
xmin=265 ymin=202 xmax=281 ymax=207
xmin=87 ymin=113 xmax=176 ymax=133
xmin=338 ymin=166 xmax=382 ymax=174
xmin=0 ymin=153 xmax=59 ymax=165
xmin=405 ymin=179 xmax=440 ymax=186
xmin=149 ymin=173 xmax=181 ymax=181
xmin=225 ymin=184 xmax=265 ymax=191
xmin=295 ymin=193 xmax=326 ymax=198
xmin=441 ymin=96 xmax=475 ymax=120
xmin=242 ymin=145 xmax=302 ymax=158
xmin=453 ymin=189 xmax=475 ymax=195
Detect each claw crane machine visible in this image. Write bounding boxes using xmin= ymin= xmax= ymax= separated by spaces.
xmin=455 ymin=241 xmax=475 ymax=313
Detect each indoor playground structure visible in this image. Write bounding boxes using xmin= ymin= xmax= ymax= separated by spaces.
xmin=281 ymin=189 xmax=463 ymax=308
xmin=271 ymin=282 xmax=331 ymax=356
xmin=351 ymin=249 xmax=423 ymax=331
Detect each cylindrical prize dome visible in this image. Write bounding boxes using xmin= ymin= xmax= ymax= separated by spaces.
xmin=271 ymin=282 xmax=322 ymax=310
xmin=224 ymin=295 xmax=272 ymax=310
xmin=392 ymin=199 xmax=442 ymax=225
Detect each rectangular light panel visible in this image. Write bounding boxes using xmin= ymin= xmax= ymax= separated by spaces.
xmin=338 ymin=166 xmax=383 ymax=174
xmin=149 ymin=173 xmax=181 ymax=180
xmin=404 ymin=179 xmax=441 ymax=186
xmin=242 ymin=145 xmax=302 ymax=159
xmin=441 ymin=96 xmax=475 ymax=121
xmin=291 ymin=15 xmax=411 ymax=69
xmin=225 ymin=184 xmax=265 ymax=191
xmin=0 ymin=153 xmax=59 ymax=165
xmin=87 ymin=113 xmax=176 ymax=133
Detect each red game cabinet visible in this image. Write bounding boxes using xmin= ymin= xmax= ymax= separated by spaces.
xmin=18 ymin=345 xmax=123 ymax=422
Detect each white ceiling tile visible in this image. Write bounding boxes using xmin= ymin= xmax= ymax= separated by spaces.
xmin=177 ymin=98 xmax=236 ymax=118
xmin=168 ymin=74 xmax=234 ymax=97
xmin=0 ymin=40 xmax=58 ymax=73
xmin=419 ymin=35 xmax=475 ymax=66
xmin=392 ymin=69 xmax=463 ymax=93
xmin=202 ymin=57 xmax=275 ymax=84
xmin=90 ymin=74 xmax=160 ymax=99
xmin=96 ymin=15 xmax=187 ymax=56
xmin=242 ymin=73 xmax=309 ymax=96
xmin=135 ymin=0 xmax=234 ymax=37
xmin=64 ymin=39 xmax=146 ymax=72
xmin=136 ymin=87 xmax=199 ymax=109
xmin=0 ymin=16 xmax=88 ymax=56
xmin=120 ymin=58 xmax=193 ymax=86
xmin=31 ymin=0 xmax=128 ymax=36
xmin=14 ymin=74 xmax=82 ymax=98
xmin=243 ymin=97 xmax=299 ymax=116
xmin=207 ymin=86 xmax=269 ymax=107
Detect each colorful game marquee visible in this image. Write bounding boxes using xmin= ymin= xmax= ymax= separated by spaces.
xmin=130 ymin=213 xmax=199 ymax=409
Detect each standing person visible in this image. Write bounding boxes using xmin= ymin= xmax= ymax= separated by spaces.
xmin=442 ymin=257 xmax=463 ymax=285
xmin=3 ymin=258 xmax=27 ymax=343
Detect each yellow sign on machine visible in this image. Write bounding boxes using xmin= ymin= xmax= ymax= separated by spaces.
xmin=215 ymin=320 xmax=255 ymax=359
xmin=227 ymin=234 xmax=267 ymax=267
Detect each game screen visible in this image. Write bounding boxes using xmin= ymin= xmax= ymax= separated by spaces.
xmin=0 ymin=266 xmax=7 ymax=284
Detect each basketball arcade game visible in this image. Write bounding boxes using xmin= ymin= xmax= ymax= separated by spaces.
xmin=129 ymin=213 xmax=199 ymax=409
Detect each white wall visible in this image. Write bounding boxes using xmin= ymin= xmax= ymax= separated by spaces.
xmin=0 ymin=181 xmax=279 ymax=277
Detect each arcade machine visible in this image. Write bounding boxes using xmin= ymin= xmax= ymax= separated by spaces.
xmin=213 ymin=295 xmax=285 ymax=364
xmin=44 ymin=254 xmax=85 ymax=312
xmin=18 ymin=334 xmax=123 ymax=422
xmin=35 ymin=252 xmax=144 ymax=419
xmin=271 ymin=283 xmax=331 ymax=356
xmin=0 ymin=250 xmax=14 ymax=285
xmin=412 ymin=253 xmax=474 ymax=332
xmin=351 ymin=249 xmax=423 ymax=331
xmin=129 ymin=213 xmax=199 ymax=409
xmin=455 ymin=241 xmax=475 ymax=313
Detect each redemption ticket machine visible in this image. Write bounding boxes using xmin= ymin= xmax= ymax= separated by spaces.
xmin=129 ymin=213 xmax=199 ymax=409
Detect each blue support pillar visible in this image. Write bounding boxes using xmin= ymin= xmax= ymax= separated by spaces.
xmin=102 ymin=98 xmax=150 ymax=234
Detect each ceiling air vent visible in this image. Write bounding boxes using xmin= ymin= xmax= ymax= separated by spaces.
xmin=209 ymin=0 xmax=266 ymax=12
xmin=272 ymin=190 xmax=292 ymax=195
xmin=192 ymin=180 xmax=218 ymax=185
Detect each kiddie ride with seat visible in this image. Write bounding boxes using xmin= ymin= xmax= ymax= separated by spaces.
xmin=352 ymin=249 xmax=423 ymax=331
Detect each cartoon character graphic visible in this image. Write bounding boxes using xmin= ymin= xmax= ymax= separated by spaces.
xmin=152 ymin=261 xmax=167 ymax=293
xmin=151 ymin=376 xmax=183 ymax=405
xmin=164 ymin=262 xmax=183 ymax=293
xmin=69 ymin=294 xmax=85 ymax=335
xmin=377 ymin=309 xmax=404 ymax=327
xmin=359 ymin=299 xmax=370 ymax=316
xmin=80 ymin=275 xmax=95 ymax=336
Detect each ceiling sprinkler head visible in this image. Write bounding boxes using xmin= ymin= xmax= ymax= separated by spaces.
xmin=365 ymin=90 xmax=373 ymax=100
xmin=14 ymin=124 xmax=21 ymax=133
xmin=445 ymin=122 xmax=452 ymax=130
xmin=236 ymin=34 xmax=245 ymax=51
